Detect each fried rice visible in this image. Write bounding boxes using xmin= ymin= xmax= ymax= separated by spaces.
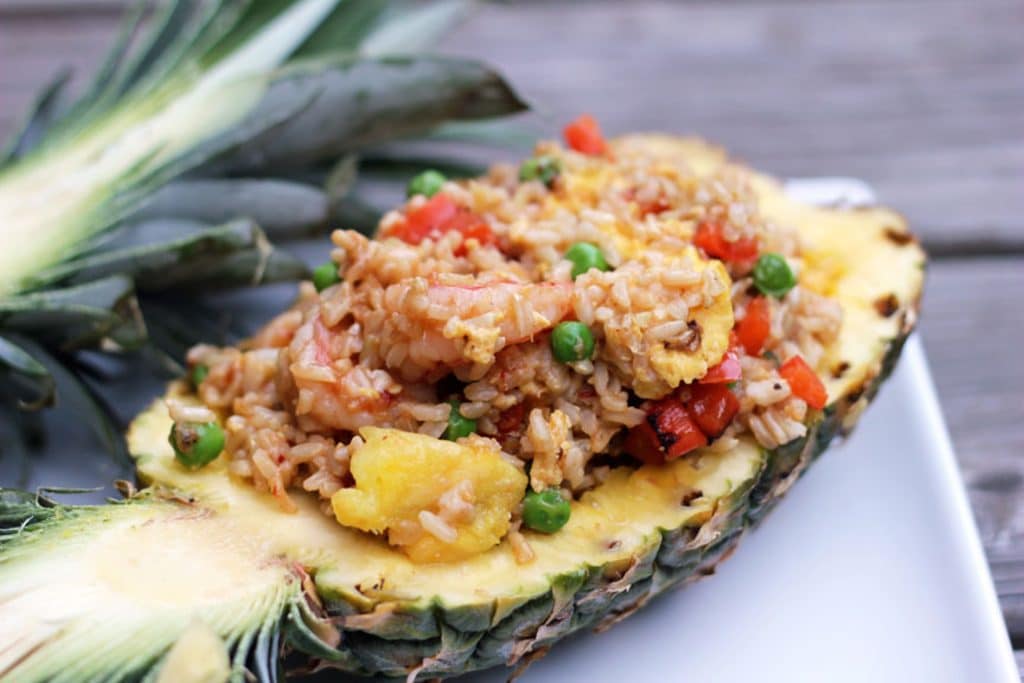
xmin=179 ymin=123 xmax=842 ymax=553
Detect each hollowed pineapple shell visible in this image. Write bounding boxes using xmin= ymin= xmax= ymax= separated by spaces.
xmin=0 ymin=136 xmax=924 ymax=682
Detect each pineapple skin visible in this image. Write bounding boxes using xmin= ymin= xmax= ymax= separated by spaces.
xmin=0 ymin=136 xmax=924 ymax=682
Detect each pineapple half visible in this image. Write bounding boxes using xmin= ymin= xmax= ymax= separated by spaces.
xmin=0 ymin=137 xmax=925 ymax=683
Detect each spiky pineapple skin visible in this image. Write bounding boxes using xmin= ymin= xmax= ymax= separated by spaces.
xmin=308 ymin=311 xmax=917 ymax=680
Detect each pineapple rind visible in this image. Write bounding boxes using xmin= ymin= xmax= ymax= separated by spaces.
xmin=288 ymin=135 xmax=923 ymax=677
xmin=0 ymin=136 xmax=924 ymax=682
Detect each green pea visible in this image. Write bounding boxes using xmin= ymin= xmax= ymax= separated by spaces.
xmin=752 ymin=252 xmax=796 ymax=298
xmin=443 ymin=400 xmax=477 ymax=441
xmin=564 ymin=242 xmax=610 ymax=279
xmin=407 ymin=169 xmax=447 ymax=198
xmin=312 ymin=262 xmax=341 ymax=292
xmin=551 ymin=321 xmax=595 ymax=363
xmin=190 ymin=364 xmax=209 ymax=387
xmin=519 ymin=156 xmax=561 ymax=186
xmin=168 ymin=421 xmax=225 ymax=469
xmin=523 ymin=488 xmax=571 ymax=533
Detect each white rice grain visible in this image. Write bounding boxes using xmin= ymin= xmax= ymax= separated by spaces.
xmin=166 ymin=399 xmax=216 ymax=424
xmin=418 ymin=510 xmax=458 ymax=544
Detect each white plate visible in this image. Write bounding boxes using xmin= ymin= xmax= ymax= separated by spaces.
xmin=466 ymin=338 xmax=1015 ymax=683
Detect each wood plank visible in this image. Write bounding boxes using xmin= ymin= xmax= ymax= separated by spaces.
xmin=924 ymin=258 xmax=1024 ymax=648
xmin=0 ymin=0 xmax=124 ymax=12
xmin=440 ymin=0 xmax=1024 ymax=253
xmin=1 ymin=0 xmax=1021 ymax=253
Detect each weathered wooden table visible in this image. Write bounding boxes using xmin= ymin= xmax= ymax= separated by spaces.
xmin=2 ymin=0 xmax=1022 ymax=674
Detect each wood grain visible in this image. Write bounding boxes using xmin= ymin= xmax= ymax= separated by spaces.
xmin=1 ymin=0 xmax=1022 ymax=672
xmin=442 ymin=0 xmax=1024 ymax=254
xmin=2 ymin=0 xmax=1022 ymax=254
xmin=924 ymin=259 xmax=1024 ymax=650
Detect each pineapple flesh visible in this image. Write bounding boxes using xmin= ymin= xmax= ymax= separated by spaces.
xmin=332 ymin=427 xmax=528 ymax=563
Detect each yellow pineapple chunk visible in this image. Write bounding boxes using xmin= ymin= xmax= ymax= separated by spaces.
xmin=331 ymin=427 xmax=527 ymax=563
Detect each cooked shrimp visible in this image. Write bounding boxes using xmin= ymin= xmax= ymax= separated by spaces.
xmin=286 ymin=315 xmax=398 ymax=432
xmin=379 ymin=274 xmax=573 ymax=380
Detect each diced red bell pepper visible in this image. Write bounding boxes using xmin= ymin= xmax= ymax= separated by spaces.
xmin=736 ymin=296 xmax=772 ymax=356
xmin=779 ymin=355 xmax=828 ymax=410
xmin=390 ymin=193 xmax=458 ymax=244
xmin=693 ymin=220 xmax=759 ymax=265
xmin=496 ymin=402 xmax=526 ymax=434
xmin=443 ymin=210 xmax=497 ymax=254
xmin=623 ymin=421 xmax=666 ymax=466
xmin=656 ymin=401 xmax=707 ymax=459
xmin=701 ymin=345 xmax=742 ymax=383
xmin=388 ymin=193 xmax=495 ymax=255
xmin=563 ymin=114 xmax=607 ymax=155
xmin=685 ymin=383 xmax=740 ymax=438
xmin=624 ymin=398 xmax=708 ymax=465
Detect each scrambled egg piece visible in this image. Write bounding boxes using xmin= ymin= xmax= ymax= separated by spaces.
xmin=332 ymin=427 xmax=527 ymax=563
xmin=533 ymin=152 xmax=734 ymax=396
xmin=647 ymin=259 xmax=734 ymax=392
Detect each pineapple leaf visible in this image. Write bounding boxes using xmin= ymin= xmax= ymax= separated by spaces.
xmin=426 ymin=118 xmax=540 ymax=149
xmin=52 ymin=0 xmax=149 ymax=131
xmin=360 ymin=154 xmax=490 ymax=180
xmin=0 ymin=400 xmax=44 ymax=488
xmin=132 ymin=179 xmax=330 ymax=240
xmin=110 ymin=0 xmax=198 ymax=98
xmin=0 ymin=420 xmax=33 ymax=490
xmin=0 ymin=276 xmax=144 ymax=351
xmin=289 ymin=0 xmax=396 ymax=59
xmin=0 ymin=335 xmax=133 ymax=473
xmin=324 ymin=153 xmax=361 ymax=210
xmin=333 ymin=193 xmax=386 ymax=235
xmin=0 ymin=336 xmax=55 ymax=410
xmin=35 ymin=220 xmax=309 ymax=292
xmin=136 ymin=345 xmax=182 ymax=378
xmin=141 ymin=296 xmax=248 ymax=362
xmin=0 ymin=0 xmax=349 ymax=296
xmin=0 ymin=336 xmax=50 ymax=383
xmin=0 ymin=68 xmax=72 ymax=166
xmin=204 ymin=55 xmax=528 ymax=174
xmin=196 ymin=0 xmax=344 ymax=68
xmin=191 ymin=235 xmax=311 ymax=290
xmin=52 ymin=378 xmax=135 ymax=477
xmin=252 ymin=621 xmax=283 ymax=683
xmin=93 ymin=76 xmax=321 ymax=241
xmin=0 ymin=487 xmax=58 ymax=532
